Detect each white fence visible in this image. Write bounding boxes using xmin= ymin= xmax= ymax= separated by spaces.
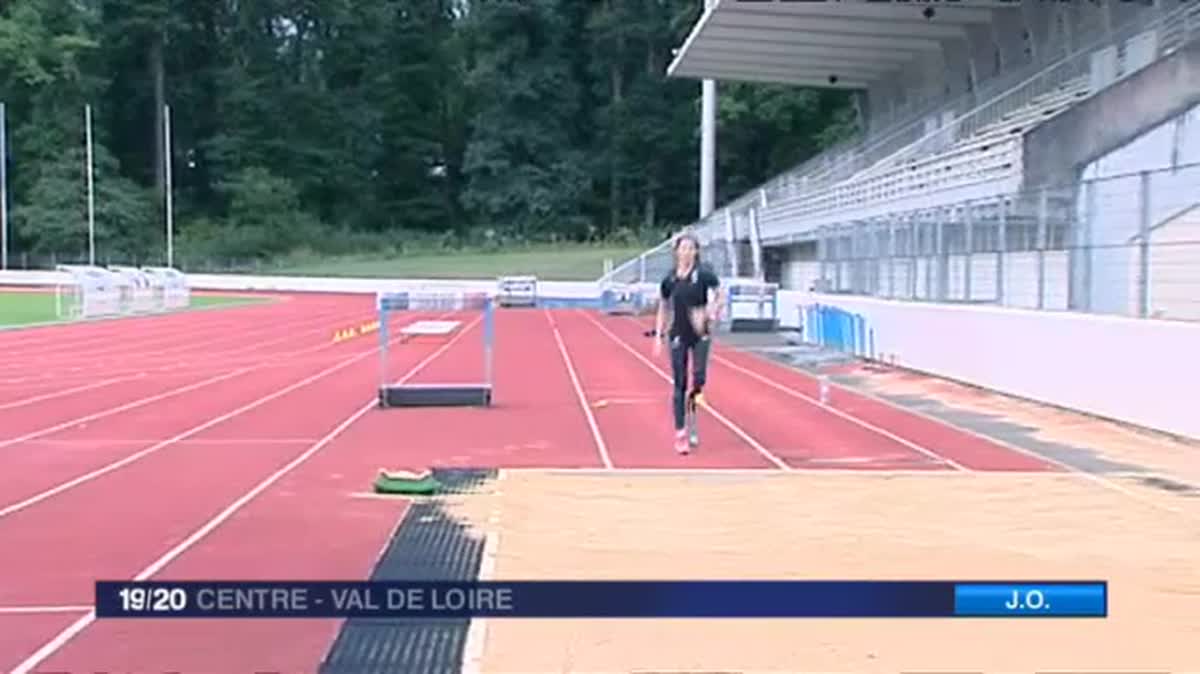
xmin=780 ymin=290 xmax=1200 ymax=441
xmin=5 ymin=268 xmax=1195 ymax=439
xmin=0 ymin=270 xmax=603 ymax=301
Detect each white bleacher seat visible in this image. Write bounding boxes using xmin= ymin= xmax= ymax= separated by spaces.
xmin=753 ymin=75 xmax=1097 ymax=233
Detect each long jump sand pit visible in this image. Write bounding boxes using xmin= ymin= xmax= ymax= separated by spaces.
xmin=456 ymin=470 xmax=1199 ymax=673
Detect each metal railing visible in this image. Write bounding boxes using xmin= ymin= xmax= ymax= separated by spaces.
xmin=605 ymin=0 xmax=1200 ymax=285
xmin=788 ymin=163 xmax=1200 ymax=322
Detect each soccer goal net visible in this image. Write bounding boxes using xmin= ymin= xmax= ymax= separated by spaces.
xmin=142 ymin=266 xmax=191 ymax=311
xmin=54 ymin=265 xmax=191 ymax=321
xmin=376 ymin=289 xmax=494 ymax=408
xmin=55 ymin=265 xmax=122 ymax=320
xmin=109 ymin=266 xmax=158 ymax=314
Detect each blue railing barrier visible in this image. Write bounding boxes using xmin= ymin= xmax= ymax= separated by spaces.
xmin=803 ymin=304 xmax=875 ymax=358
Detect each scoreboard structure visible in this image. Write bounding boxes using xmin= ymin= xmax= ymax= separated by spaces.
xmin=496 ymin=275 xmax=538 ymax=308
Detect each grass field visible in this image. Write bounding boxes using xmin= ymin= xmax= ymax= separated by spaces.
xmin=268 ymin=244 xmax=645 ymax=280
xmin=0 ymin=290 xmax=265 ymax=328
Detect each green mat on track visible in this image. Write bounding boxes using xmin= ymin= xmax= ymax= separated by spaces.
xmin=373 ymin=469 xmax=442 ymax=495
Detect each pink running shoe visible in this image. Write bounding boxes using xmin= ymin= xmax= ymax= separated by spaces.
xmin=674 ymin=429 xmax=690 ymax=455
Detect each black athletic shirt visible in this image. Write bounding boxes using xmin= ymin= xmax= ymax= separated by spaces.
xmin=660 ymin=264 xmax=720 ymax=343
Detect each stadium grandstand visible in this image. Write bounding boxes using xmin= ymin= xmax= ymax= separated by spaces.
xmin=604 ymin=0 xmax=1200 ymax=322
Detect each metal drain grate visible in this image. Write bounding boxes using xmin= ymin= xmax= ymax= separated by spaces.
xmin=319 ymin=470 xmax=497 ymax=674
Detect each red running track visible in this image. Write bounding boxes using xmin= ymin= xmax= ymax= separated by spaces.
xmin=0 ymin=298 xmax=1055 ymax=674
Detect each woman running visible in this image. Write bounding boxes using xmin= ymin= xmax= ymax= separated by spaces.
xmin=652 ymin=232 xmax=723 ymax=454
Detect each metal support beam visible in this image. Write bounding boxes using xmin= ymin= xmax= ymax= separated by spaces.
xmin=700 ymin=78 xmax=716 ymax=219
xmin=960 ymin=203 xmax=969 ymax=299
xmin=1036 ymin=188 xmax=1047 ymax=310
xmin=996 ymin=198 xmax=1008 ymax=305
xmin=1137 ymin=171 xmax=1151 ymax=318
xmin=724 ymin=209 xmax=739 ymax=277
xmin=0 ymin=102 xmax=7 ymax=271
xmin=887 ymin=216 xmax=897 ymax=298
xmin=749 ymin=207 xmax=763 ymax=280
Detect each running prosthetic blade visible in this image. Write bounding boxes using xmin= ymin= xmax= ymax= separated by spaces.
xmin=686 ymin=390 xmax=702 ymax=447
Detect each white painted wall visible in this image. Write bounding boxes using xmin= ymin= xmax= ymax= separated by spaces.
xmin=1147 ymin=205 xmax=1200 ymax=320
xmin=1080 ymin=100 xmax=1200 ymax=316
xmin=779 ymin=290 xmax=1200 ymax=440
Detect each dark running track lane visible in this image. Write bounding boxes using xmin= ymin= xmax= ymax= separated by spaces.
xmin=0 ymin=344 xmax=387 ymax=606
xmin=0 ymin=296 xmax=368 ymax=379
xmin=0 ymin=311 xmax=383 ymax=505
xmin=19 ymin=314 xmax=473 ymax=674
xmin=0 ymin=352 xmax=350 ymax=508
xmin=0 ymin=293 xmax=335 ymax=359
xmin=556 ymin=309 xmax=779 ymax=469
xmin=0 ymin=296 xmax=371 ymax=405
xmin=0 ymin=613 xmax=89 ymax=674
xmin=707 ymin=331 xmax=1058 ymax=472
xmin=0 ymin=302 xmax=446 ymax=608
xmin=344 ymin=309 xmax=605 ymax=470
xmin=596 ymin=316 xmax=954 ymax=471
xmin=25 ymin=355 xmax=444 ymax=674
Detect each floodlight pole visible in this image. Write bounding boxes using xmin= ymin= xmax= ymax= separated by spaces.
xmin=700 ymin=80 xmax=716 ymax=219
xmin=85 ymin=104 xmax=96 ymax=266
xmin=1 ymin=101 xmax=8 ymax=270
xmin=699 ymin=0 xmax=717 ymax=220
xmin=163 ymin=104 xmax=174 ymax=268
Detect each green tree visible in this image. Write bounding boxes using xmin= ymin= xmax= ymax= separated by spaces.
xmin=0 ymin=0 xmax=858 ymax=264
xmin=460 ymin=0 xmax=591 ymax=241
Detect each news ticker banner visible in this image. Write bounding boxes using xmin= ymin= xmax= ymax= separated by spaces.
xmin=95 ymin=581 xmax=1106 ymax=619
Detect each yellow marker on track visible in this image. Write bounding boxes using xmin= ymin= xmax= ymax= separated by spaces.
xmin=333 ymin=321 xmax=380 ymax=343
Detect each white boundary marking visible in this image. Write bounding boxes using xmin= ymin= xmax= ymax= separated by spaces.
xmin=580 ymin=311 xmax=791 ymax=471
xmin=16 ymin=438 xmax=322 ymax=446
xmin=0 ymin=375 xmax=145 ymax=411
xmin=462 ymin=471 xmax=505 ymax=674
xmin=500 ymin=466 xmax=1048 ymax=477
xmin=710 ymin=352 xmax=967 ymax=471
xmin=0 ymin=605 xmax=92 ymax=615
xmin=9 ymin=314 xmax=478 ymax=674
xmin=0 ymin=313 xmax=476 ymax=520
xmin=0 ymin=367 xmax=253 ymax=450
xmin=545 ymin=310 xmax=613 ymax=470
xmin=728 ymin=346 xmax=1198 ymax=519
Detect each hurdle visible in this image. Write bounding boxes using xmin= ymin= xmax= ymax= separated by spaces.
xmin=376 ymin=289 xmax=495 ymax=408
xmin=54 ymin=265 xmax=122 ymax=320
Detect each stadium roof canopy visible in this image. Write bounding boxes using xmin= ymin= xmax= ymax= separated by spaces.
xmin=667 ymin=0 xmax=1021 ymax=90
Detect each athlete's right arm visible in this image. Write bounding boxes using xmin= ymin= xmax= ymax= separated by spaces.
xmin=653 ymin=279 xmax=670 ymax=356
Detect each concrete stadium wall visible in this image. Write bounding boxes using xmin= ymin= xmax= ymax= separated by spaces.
xmin=777 ymin=243 xmax=1072 ymax=310
xmin=1076 ymin=101 xmax=1200 ymax=319
xmin=1023 ymin=36 xmax=1200 ymax=189
xmin=777 ymin=290 xmax=1200 ymax=441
